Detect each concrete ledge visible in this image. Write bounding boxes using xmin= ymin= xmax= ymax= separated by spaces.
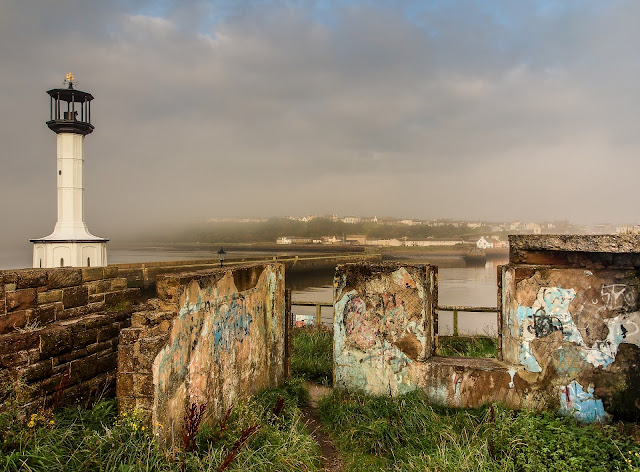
xmin=510 ymin=235 xmax=640 ymax=254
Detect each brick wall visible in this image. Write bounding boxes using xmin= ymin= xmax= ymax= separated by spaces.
xmin=0 ymin=267 xmax=140 ymax=410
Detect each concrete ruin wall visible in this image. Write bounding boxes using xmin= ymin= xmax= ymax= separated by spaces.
xmin=502 ymin=237 xmax=640 ymax=422
xmin=334 ymin=237 xmax=640 ymax=423
xmin=0 ymin=267 xmax=140 ymax=409
xmin=117 ymin=263 xmax=285 ymax=443
xmin=333 ymin=263 xmax=437 ymax=395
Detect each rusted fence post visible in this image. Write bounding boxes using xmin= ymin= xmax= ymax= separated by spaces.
xmin=285 ymin=288 xmax=291 ymax=378
xmin=453 ymin=308 xmax=458 ymax=337
xmin=315 ymin=303 xmax=322 ymax=327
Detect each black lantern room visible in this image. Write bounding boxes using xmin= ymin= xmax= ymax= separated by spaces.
xmin=46 ymin=73 xmax=94 ymax=136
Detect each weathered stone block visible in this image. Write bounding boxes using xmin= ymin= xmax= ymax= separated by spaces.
xmin=47 ymin=269 xmax=82 ymax=289
xmin=0 ymin=350 xmax=29 ymax=368
xmin=117 ymin=373 xmax=134 ymax=398
xmin=88 ymin=294 xmax=105 ymax=304
xmin=86 ymin=280 xmax=112 ymax=295
xmin=73 ymin=328 xmax=98 ymax=349
xmin=97 ymin=325 xmax=119 ymax=343
xmin=95 ymin=350 xmax=117 ymax=375
xmin=62 ymin=286 xmax=89 ymax=309
xmin=87 ymin=341 xmax=112 ymax=355
xmin=16 ymin=270 xmax=48 ymax=289
xmin=57 ymin=305 xmax=91 ymax=322
xmin=0 ymin=310 xmax=32 ymax=334
xmin=6 ymin=288 xmax=37 ymax=312
xmin=135 ymin=335 xmax=168 ymax=371
xmin=118 ymin=344 xmax=135 ymax=372
xmin=133 ymin=373 xmax=154 ymax=397
xmin=0 ymin=283 xmax=5 ymax=315
xmin=32 ymin=305 xmax=56 ymax=326
xmin=0 ymin=331 xmax=39 ymax=353
xmin=69 ymin=354 xmax=98 ymax=384
xmin=156 ymin=277 xmax=180 ymax=301
xmin=103 ymin=266 xmax=119 ymax=279
xmin=81 ymin=267 xmax=104 ymax=283
xmin=19 ymin=359 xmax=52 ymax=382
xmin=52 ymin=348 xmax=88 ymax=366
xmin=104 ymin=289 xmax=139 ymax=308
xmin=39 ymin=326 xmax=72 ymax=357
xmin=37 ymin=289 xmax=63 ymax=305
xmin=110 ymin=278 xmax=128 ymax=291
xmin=118 ymin=395 xmax=136 ymax=414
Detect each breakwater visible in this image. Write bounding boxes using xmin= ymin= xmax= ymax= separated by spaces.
xmin=113 ymin=253 xmax=381 ymax=290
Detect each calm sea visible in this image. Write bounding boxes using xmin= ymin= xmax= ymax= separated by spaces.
xmin=1 ymin=246 xmax=506 ymax=335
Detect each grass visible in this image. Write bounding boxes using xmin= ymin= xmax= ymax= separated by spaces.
xmin=438 ymin=336 xmax=498 ymax=358
xmin=0 ymin=378 xmax=322 ymax=472
xmin=318 ymin=389 xmax=640 ymax=472
xmin=291 ymin=327 xmax=333 ymax=385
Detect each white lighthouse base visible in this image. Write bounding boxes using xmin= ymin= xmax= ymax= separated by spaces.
xmin=32 ymin=240 xmax=108 ymax=268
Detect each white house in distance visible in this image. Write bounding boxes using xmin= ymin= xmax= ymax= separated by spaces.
xmin=31 ymin=75 xmax=108 ymax=268
xmin=476 ymin=237 xmax=493 ymax=249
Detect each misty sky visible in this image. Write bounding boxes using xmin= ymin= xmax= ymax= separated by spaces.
xmin=1 ymin=0 xmax=639 ymax=248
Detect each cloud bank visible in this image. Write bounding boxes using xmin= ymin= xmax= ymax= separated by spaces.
xmin=1 ymin=0 xmax=639 ymax=248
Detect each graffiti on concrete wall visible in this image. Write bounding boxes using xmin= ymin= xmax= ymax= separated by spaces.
xmin=515 ymin=284 xmax=640 ymax=373
xmin=334 ymin=267 xmax=428 ymax=396
xmin=202 ymin=297 xmax=258 ymax=352
xmin=558 ymin=380 xmax=609 ymax=423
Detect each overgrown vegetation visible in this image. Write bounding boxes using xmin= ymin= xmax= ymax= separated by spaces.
xmin=438 ymin=336 xmax=498 ymax=358
xmin=291 ymin=327 xmax=333 ymax=386
xmin=0 ymin=378 xmax=321 ymax=472
xmin=318 ymin=389 xmax=640 ymax=472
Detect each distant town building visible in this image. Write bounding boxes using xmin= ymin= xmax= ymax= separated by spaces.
xmin=476 ymin=237 xmax=493 ymax=249
xmin=342 ymin=216 xmax=361 ymax=224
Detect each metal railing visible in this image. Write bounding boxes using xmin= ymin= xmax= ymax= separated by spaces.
xmin=291 ymin=300 xmax=333 ymax=326
xmin=436 ymin=305 xmax=500 ymax=360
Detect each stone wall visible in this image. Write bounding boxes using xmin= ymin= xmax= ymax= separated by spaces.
xmin=117 ymin=262 xmax=285 ymax=444
xmin=334 ymin=236 xmax=640 ymax=423
xmin=0 ymin=267 xmax=140 ymax=409
xmin=333 ymin=263 xmax=437 ymax=395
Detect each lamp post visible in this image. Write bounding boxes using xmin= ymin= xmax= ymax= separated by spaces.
xmin=217 ymin=247 xmax=226 ymax=267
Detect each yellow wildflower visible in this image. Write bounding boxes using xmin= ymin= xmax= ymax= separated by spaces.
xmin=141 ymin=426 xmax=145 ymax=431
xmin=49 ymin=420 xmax=55 ymax=425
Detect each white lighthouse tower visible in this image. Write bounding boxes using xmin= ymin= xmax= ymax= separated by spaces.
xmin=31 ymin=74 xmax=108 ymax=268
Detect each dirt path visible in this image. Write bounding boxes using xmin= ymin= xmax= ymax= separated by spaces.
xmin=301 ymin=383 xmax=343 ymax=472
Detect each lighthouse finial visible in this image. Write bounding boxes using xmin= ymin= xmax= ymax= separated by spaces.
xmin=64 ymin=72 xmax=75 ymax=89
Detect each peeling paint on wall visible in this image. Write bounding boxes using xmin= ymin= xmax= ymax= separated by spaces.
xmin=558 ymin=380 xmax=610 ymax=423
xmin=333 ymin=264 xmax=434 ymax=396
xmin=515 ymin=285 xmax=640 ymax=372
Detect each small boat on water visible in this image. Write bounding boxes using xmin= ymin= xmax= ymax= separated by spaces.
xmin=464 ymin=248 xmax=487 ymax=266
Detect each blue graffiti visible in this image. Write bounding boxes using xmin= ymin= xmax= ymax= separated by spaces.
xmin=209 ymin=297 xmax=257 ymax=352
xmin=558 ymin=380 xmax=608 ymax=423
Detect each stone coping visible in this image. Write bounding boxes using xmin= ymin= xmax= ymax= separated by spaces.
xmin=509 ymin=234 xmax=640 ymax=253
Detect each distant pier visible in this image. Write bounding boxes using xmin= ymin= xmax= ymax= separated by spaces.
xmin=113 ymin=252 xmax=381 ymax=290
